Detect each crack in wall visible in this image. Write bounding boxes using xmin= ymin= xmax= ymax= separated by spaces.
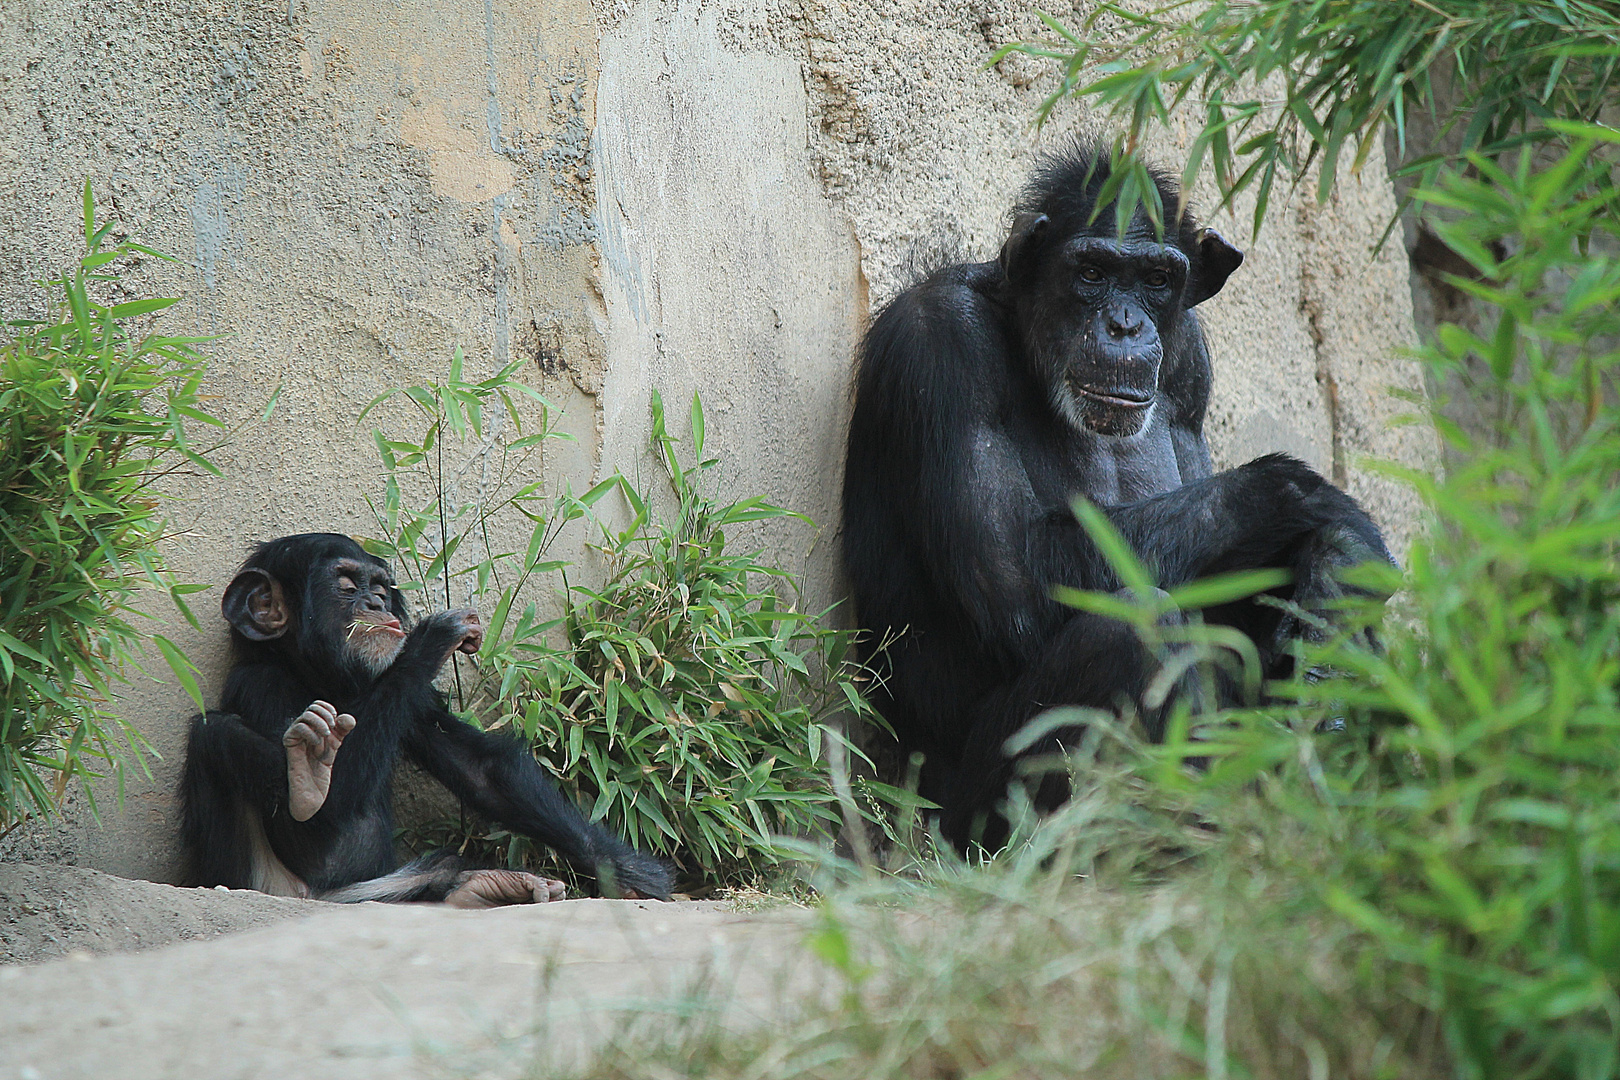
xmin=1300 ymin=286 xmax=1349 ymax=488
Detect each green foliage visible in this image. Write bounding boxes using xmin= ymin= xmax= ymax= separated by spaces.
xmin=996 ymin=0 xmax=1620 ymax=235
xmin=1251 ymin=134 xmax=1620 ymax=1080
xmin=364 ymin=374 xmax=886 ymax=887
xmin=359 ymin=346 xmax=597 ymax=621
xmin=496 ymin=393 xmax=884 ymax=884
xmin=1025 ymin=134 xmax=1620 ymax=1080
xmin=0 ymin=184 xmax=220 ymax=831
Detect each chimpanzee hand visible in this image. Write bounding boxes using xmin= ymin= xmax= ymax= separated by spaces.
xmin=1272 ymin=521 xmax=1396 ymax=661
xmin=448 ymin=609 xmax=484 ymax=655
xmin=444 ymin=868 xmax=567 ymax=908
xmin=398 ymin=608 xmax=487 ymax=673
xmin=283 ymin=700 xmax=356 ymax=822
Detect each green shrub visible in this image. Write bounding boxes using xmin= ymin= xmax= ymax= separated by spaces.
xmin=1226 ymin=133 xmax=1620 ymax=1080
xmin=998 ymin=0 xmax=1620 ymax=235
xmin=363 ymin=370 xmax=889 ymax=887
xmin=498 ymin=393 xmax=888 ymax=885
xmin=0 ymin=186 xmax=219 ymax=832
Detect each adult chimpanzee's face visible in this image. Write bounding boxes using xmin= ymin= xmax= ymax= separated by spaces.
xmin=325 ymin=558 xmax=407 ymax=677
xmin=1025 ymin=231 xmax=1190 ymax=439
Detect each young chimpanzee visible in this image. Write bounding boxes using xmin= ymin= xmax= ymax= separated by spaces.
xmin=842 ymin=143 xmax=1394 ymax=849
xmin=180 ymin=533 xmax=673 ymax=905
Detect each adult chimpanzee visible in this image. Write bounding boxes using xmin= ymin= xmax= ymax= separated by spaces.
xmin=181 ymin=533 xmax=673 ymax=905
xmin=842 ymin=144 xmax=1392 ymax=849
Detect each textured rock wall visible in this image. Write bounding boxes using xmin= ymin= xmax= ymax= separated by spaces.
xmin=1 ymin=0 xmax=1435 ymax=882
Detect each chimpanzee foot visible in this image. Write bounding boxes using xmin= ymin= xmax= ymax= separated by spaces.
xmin=444 ymin=869 xmax=567 ymax=908
xmin=284 ymin=700 xmax=356 ymax=822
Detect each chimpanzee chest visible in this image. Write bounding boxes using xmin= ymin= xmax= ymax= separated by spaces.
xmin=1014 ymin=399 xmax=1185 ymax=508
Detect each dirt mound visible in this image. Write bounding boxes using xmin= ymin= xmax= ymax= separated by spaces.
xmin=0 ymin=864 xmax=819 ymax=1079
xmin=0 ymin=863 xmax=320 ymax=964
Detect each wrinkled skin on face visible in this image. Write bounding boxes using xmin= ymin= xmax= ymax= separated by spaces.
xmin=1002 ymin=211 xmax=1243 ymax=439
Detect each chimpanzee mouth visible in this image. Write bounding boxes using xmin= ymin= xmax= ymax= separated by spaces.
xmin=347 ymin=615 xmax=407 ymax=677
xmin=348 ymin=614 xmax=406 ymax=640
xmin=1074 ymin=385 xmax=1154 ymax=410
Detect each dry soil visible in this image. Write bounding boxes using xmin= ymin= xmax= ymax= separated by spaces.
xmin=0 ymin=863 xmax=820 ymax=1080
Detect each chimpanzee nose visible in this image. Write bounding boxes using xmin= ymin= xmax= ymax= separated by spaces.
xmin=1106 ymin=307 xmax=1143 ymax=340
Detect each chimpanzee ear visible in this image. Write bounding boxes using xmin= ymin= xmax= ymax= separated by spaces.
xmin=1185 ymin=228 xmax=1245 ymax=307
xmin=222 ymin=568 xmax=290 ymax=641
xmin=999 ymin=212 xmax=1050 ymax=281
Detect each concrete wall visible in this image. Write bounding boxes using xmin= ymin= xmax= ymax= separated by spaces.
xmin=0 ymin=0 xmax=1435 ymax=882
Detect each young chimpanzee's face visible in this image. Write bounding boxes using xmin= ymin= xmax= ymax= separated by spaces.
xmin=327 ymin=557 xmax=407 ymax=677
xmin=223 ymin=534 xmax=415 ymax=687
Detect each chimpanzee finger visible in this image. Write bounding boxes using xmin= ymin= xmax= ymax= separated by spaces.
xmin=333 ymin=713 xmax=357 ymax=736
xmin=284 ymin=721 xmax=323 ymax=753
xmin=455 ymin=611 xmax=484 ymax=654
xmin=284 ymin=719 xmax=319 ymax=746
xmin=518 ymin=871 xmax=565 ymax=903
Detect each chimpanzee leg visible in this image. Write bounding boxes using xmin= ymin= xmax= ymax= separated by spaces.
xmin=404 ymin=712 xmax=674 ymax=900
xmin=943 ymin=604 xmax=1192 ymax=851
xmin=318 ymin=850 xmax=565 ymax=905
xmin=180 ymin=711 xmax=292 ymax=889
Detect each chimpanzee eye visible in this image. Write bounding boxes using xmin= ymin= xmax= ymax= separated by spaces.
xmin=337 ymin=576 xmax=357 ymax=593
xmin=1145 ymin=270 xmax=1170 ymax=289
xmin=1076 ymin=265 xmax=1105 ymax=284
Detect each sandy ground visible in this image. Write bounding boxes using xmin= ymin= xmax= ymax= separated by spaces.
xmin=0 ymin=864 xmax=822 ymax=1080
xmin=0 ymin=863 xmax=321 ymax=965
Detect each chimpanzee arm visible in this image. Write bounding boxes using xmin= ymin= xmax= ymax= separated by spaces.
xmin=1102 ymin=453 xmax=1390 ymax=587
xmin=1023 ymin=453 xmax=1389 ymax=598
xmin=313 ymin=611 xmax=475 ymax=817
xmin=846 ymin=267 xmax=1066 ymax=665
xmin=403 ymin=712 xmax=674 ymax=900
xmin=1162 ymin=309 xmax=1215 ymax=483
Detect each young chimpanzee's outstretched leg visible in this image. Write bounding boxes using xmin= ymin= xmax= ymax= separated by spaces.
xmin=319 ymin=850 xmax=566 ymax=906
xmin=405 ymin=713 xmax=673 ymax=900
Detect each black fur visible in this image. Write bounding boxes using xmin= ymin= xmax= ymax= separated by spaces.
xmin=842 ymin=145 xmax=1391 ymax=849
xmin=180 ymin=532 xmax=673 ymax=901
